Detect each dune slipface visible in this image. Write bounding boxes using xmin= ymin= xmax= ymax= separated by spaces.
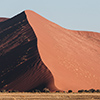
xmin=0 ymin=10 xmax=100 ymax=92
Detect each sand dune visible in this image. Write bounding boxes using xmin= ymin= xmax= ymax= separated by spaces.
xmin=0 ymin=10 xmax=100 ymax=92
xmin=25 ymin=10 xmax=100 ymax=92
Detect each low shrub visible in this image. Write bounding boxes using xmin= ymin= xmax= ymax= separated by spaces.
xmin=34 ymin=89 xmax=41 ymax=93
xmin=43 ymin=88 xmax=50 ymax=93
xmin=88 ymin=89 xmax=95 ymax=93
xmin=8 ymin=90 xmax=19 ymax=93
xmin=68 ymin=90 xmax=72 ymax=93
xmin=56 ymin=91 xmax=60 ymax=93
xmin=84 ymin=90 xmax=89 ymax=93
xmin=0 ymin=89 xmax=7 ymax=92
xmin=78 ymin=90 xmax=85 ymax=93
xmin=95 ymin=89 xmax=100 ymax=93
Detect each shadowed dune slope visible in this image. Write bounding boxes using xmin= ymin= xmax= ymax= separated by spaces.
xmin=0 ymin=12 xmax=57 ymax=92
xmin=25 ymin=10 xmax=100 ymax=92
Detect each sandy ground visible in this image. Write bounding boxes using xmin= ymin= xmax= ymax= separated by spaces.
xmin=0 ymin=93 xmax=100 ymax=100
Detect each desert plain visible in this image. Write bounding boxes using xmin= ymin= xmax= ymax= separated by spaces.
xmin=0 ymin=93 xmax=100 ymax=100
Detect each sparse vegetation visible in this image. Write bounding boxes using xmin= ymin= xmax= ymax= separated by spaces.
xmin=0 ymin=89 xmax=19 ymax=93
xmin=1 ymin=88 xmax=100 ymax=94
xmin=78 ymin=89 xmax=100 ymax=93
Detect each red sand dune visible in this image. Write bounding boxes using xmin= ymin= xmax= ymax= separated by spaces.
xmin=0 ymin=10 xmax=100 ymax=92
xmin=25 ymin=10 xmax=100 ymax=92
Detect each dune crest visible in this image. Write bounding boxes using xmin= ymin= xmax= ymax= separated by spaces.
xmin=25 ymin=10 xmax=100 ymax=91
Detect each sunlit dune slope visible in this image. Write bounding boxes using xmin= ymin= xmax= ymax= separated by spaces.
xmin=25 ymin=10 xmax=100 ymax=92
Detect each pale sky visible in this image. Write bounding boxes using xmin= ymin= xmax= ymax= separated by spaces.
xmin=0 ymin=0 xmax=100 ymax=32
